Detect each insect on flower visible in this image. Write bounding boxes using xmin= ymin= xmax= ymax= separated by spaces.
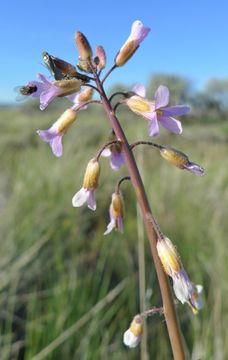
xmin=42 ymin=51 xmax=91 ymax=82
xmin=14 ymin=84 xmax=38 ymax=101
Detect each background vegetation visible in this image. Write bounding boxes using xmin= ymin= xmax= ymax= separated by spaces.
xmin=0 ymin=74 xmax=228 ymax=359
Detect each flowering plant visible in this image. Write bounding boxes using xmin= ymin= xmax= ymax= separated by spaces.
xmin=20 ymin=20 xmax=204 ymax=358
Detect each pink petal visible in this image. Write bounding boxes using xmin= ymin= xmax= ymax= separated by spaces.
xmin=162 ymin=105 xmax=190 ymax=116
xmin=87 ymin=190 xmax=96 ymax=211
xmin=110 ymin=152 xmax=125 ymax=171
xmin=50 ymin=135 xmax=63 ymax=157
xmin=104 ymin=219 xmax=116 ymax=235
xmin=72 ymin=188 xmax=89 ymax=207
xmin=37 ymin=129 xmax=56 ymax=142
xmin=101 ymin=148 xmax=111 ymax=157
xmin=159 ymin=116 xmax=182 ymax=134
xmin=132 ymin=84 xmax=146 ymax=98
xmin=37 ymin=73 xmax=52 ymax=85
xmin=155 ymin=85 xmax=169 ymax=109
xmin=117 ymin=218 xmax=123 ymax=233
xmin=130 ymin=20 xmax=151 ymax=43
xmin=148 ymin=113 xmax=159 ymax=137
xmin=40 ymin=87 xmax=60 ymax=110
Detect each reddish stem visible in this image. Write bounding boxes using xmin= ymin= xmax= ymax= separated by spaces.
xmin=93 ymin=70 xmax=185 ymax=360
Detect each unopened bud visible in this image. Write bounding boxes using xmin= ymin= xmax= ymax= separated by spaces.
xmin=54 ymin=79 xmax=81 ymax=97
xmin=77 ymin=88 xmax=93 ymax=103
xmin=115 ymin=20 xmax=150 ymax=67
xmin=95 ymin=45 xmax=106 ymax=71
xmin=157 ymin=237 xmax=181 ymax=276
xmin=115 ymin=41 xmax=138 ymax=67
xmin=160 ymin=146 xmax=205 ymax=176
xmin=75 ymin=31 xmax=92 ymax=61
xmin=111 ymin=192 xmax=124 ymax=220
xmin=123 ymin=315 xmax=143 ymax=348
xmin=55 ymin=109 xmax=77 ymax=133
xmin=160 ymin=146 xmax=189 ymax=169
xmin=83 ymin=158 xmax=100 ymax=189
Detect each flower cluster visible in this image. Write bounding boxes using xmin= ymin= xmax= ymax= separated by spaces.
xmin=19 ymin=19 xmax=205 ymax=353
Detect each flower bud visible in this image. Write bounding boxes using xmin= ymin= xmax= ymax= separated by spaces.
xmin=160 ymin=146 xmax=189 ymax=169
xmin=54 ymin=79 xmax=81 ymax=97
xmin=115 ymin=41 xmax=138 ymax=67
xmin=160 ymin=146 xmax=205 ymax=176
xmin=115 ymin=20 xmax=150 ymax=67
xmin=123 ymin=315 xmax=143 ymax=348
xmin=83 ymin=158 xmax=100 ymax=190
xmin=157 ymin=237 xmax=181 ymax=276
xmin=95 ymin=45 xmax=106 ymax=71
xmin=77 ymin=88 xmax=93 ymax=103
xmin=111 ymin=192 xmax=124 ymax=219
xmin=75 ymin=31 xmax=92 ymax=61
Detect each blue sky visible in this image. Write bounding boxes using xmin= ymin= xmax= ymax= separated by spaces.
xmin=0 ymin=0 xmax=227 ymax=103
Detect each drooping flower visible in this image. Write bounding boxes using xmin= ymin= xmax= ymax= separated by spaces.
xmin=123 ymin=315 xmax=143 ymax=348
xmin=72 ymin=158 xmax=100 ymax=211
xmin=104 ymin=192 xmax=124 ymax=235
xmin=157 ymin=236 xmax=203 ymax=313
xmin=37 ymin=108 xmax=77 ymax=157
xmin=115 ymin=20 xmax=150 ymax=66
xmin=126 ymin=84 xmax=190 ymax=136
xmin=101 ymin=132 xmax=125 ymax=171
xmin=160 ymin=146 xmax=205 ymax=176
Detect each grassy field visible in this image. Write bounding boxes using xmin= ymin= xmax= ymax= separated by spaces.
xmin=0 ymin=103 xmax=228 ymax=359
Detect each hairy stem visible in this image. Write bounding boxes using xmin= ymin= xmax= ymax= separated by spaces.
xmin=94 ymin=74 xmax=185 ymax=359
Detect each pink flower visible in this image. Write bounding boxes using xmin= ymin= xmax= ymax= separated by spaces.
xmin=104 ymin=192 xmax=124 ymax=235
xmin=72 ymin=159 xmax=100 ymax=211
xmin=126 ymin=84 xmax=190 ymax=136
xmin=37 ymin=109 xmax=77 ymax=157
xmin=157 ymin=236 xmax=203 ymax=313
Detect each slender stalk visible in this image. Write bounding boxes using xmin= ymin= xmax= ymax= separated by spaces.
xmin=94 ymin=74 xmax=185 ymax=359
xmin=136 ymin=144 xmax=148 ymax=360
xmin=116 ymin=176 xmax=131 ymax=193
xmin=96 ymin=140 xmax=120 ymax=160
xmin=101 ymin=64 xmax=117 ymax=84
xmin=131 ymin=140 xmax=163 ymax=150
xmin=109 ymin=91 xmax=127 ymax=103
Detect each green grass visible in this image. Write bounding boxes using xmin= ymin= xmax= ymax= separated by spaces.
xmin=0 ymin=104 xmax=227 ymax=359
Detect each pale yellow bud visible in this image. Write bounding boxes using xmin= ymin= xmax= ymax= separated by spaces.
xmin=83 ymin=158 xmax=100 ymax=189
xmin=111 ymin=193 xmax=124 ymax=219
xmin=157 ymin=237 xmax=181 ymax=276
xmin=54 ymin=79 xmax=81 ymax=97
xmin=115 ymin=40 xmax=138 ymax=66
xmin=160 ymin=146 xmax=189 ymax=169
xmin=55 ymin=109 xmax=77 ymax=133
xmin=77 ymin=88 xmax=93 ymax=103
xmin=75 ymin=31 xmax=92 ymax=61
xmin=129 ymin=315 xmax=143 ymax=337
